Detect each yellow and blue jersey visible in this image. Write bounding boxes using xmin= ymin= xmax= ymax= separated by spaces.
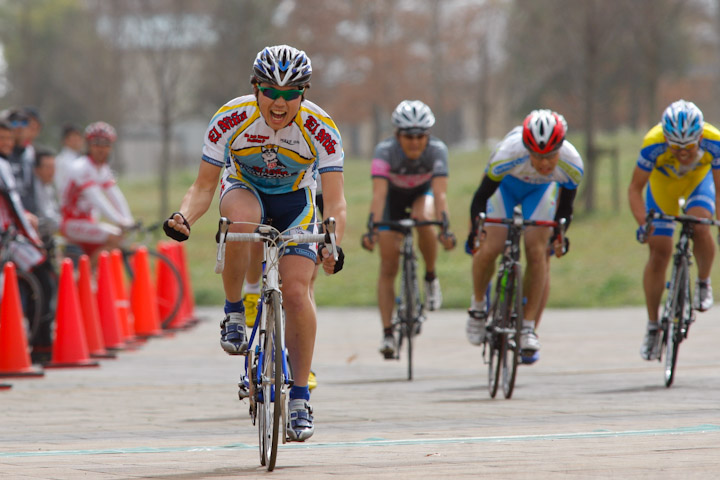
xmin=637 ymin=123 xmax=720 ymax=180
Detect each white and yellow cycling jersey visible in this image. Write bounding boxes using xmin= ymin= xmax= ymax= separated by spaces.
xmin=202 ymin=94 xmax=344 ymax=195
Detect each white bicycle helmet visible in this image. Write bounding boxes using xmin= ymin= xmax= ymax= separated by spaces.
xmin=391 ymin=100 xmax=436 ymax=132
xmin=253 ymin=45 xmax=312 ymax=87
xmin=522 ymin=109 xmax=567 ymax=155
xmin=662 ymin=99 xmax=704 ymax=146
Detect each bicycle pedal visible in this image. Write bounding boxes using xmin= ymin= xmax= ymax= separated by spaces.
xmin=520 ymin=351 xmax=539 ymax=365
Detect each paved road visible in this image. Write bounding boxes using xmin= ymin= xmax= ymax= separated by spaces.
xmin=1 ymin=306 xmax=720 ymax=479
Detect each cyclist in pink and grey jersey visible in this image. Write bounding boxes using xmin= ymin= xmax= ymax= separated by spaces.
xmin=362 ymin=100 xmax=456 ymax=359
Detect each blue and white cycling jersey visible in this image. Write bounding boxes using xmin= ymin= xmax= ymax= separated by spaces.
xmin=486 ymin=126 xmax=583 ymax=189
xmin=202 ymin=94 xmax=344 ymax=195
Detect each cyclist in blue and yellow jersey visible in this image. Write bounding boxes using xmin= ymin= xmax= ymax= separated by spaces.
xmin=163 ymin=45 xmax=346 ymax=442
xmin=629 ymin=100 xmax=720 ymax=361
xmin=466 ymin=109 xmax=583 ymax=364
xmin=361 ymin=100 xmax=457 ymax=359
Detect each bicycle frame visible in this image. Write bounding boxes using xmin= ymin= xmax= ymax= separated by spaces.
xmin=644 ymin=210 xmax=720 ymax=387
xmin=477 ymin=209 xmax=563 ymax=398
xmin=215 ymin=217 xmax=336 ymax=470
xmin=372 ymin=218 xmax=445 ymax=380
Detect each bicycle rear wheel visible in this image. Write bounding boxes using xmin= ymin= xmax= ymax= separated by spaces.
xmin=258 ymin=291 xmax=284 ymax=471
xmin=502 ymin=263 xmax=522 ymax=399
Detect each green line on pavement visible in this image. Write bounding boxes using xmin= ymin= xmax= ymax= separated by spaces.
xmin=1 ymin=424 xmax=718 ymax=458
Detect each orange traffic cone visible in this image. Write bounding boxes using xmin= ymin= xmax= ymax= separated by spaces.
xmin=174 ymin=242 xmax=198 ymax=326
xmin=131 ymin=247 xmax=163 ymax=338
xmin=77 ymin=255 xmax=115 ymax=359
xmin=96 ymin=252 xmax=125 ymax=350
xmin=110 ymin=250 xmax=134 ymax=340
xmin=156 ymin=241 xmax=185 ymax=330
xmin=0 ymin=262 xmax=44 ymax=377
xmin=45 ymin=259 xmax=99 ymax=368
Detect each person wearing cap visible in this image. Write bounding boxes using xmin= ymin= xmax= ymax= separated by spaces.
xmin=162 ymin=45 xmax=346 ymax=442
xmin=59 ymin=121 xmax=134 ymax=264
xmin=361 ymin=100 xmax=456 ymax=359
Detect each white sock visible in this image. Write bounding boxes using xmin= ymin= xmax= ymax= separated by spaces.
xmin=471 ymin=294 xmax=486 ymax=312
xmin=523 ymin=320 xmax=536 ymax=331
xmin=244 ymin=281 xmax=261 ymax=295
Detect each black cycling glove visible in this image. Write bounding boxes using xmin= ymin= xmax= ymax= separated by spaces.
xmin=163 ymin=212 xmax=191 ymax=242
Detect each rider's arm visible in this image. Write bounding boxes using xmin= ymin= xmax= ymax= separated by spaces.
xmin=554 ymin=187 xmax=576 ymax=231
xmin=470 ymin=175 xmax=500 ymax=221
xmin=430 ymin=176 xmax=450 ymax=223
xmin=713 ymin=169 xmax=720 ymax=220
xmin=175 ymin=161 xmax=222 ymax=227
xmin=84 ymin=184 xmax=134 ymax=228
xmin=105 ymin=184 xmax=134 ymax=225
xmin=628 ymin=166 xmax=651 ymax=225
xmin=368 ymin=177 xmax=389 ymax=227
xmin=319 ymin=171 xmax=346 ymax=244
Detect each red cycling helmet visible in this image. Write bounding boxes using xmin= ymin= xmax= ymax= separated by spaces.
xmin=522 ymin=109 xmax=567 ymax=155
xmin=85 ymin=121 xmax=117 ymax=143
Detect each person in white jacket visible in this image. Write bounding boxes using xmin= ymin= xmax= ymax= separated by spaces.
xmin=60 ymin=121 xmax=134 ymax=264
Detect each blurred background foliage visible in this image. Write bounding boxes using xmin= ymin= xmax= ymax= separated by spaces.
xmin=2 ymin=0 xmax=720 ymax=307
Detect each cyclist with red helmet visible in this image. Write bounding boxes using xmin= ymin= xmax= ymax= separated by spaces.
xmin=466 ymin=109 xmax=583 ymax=362
xmin=60 ymin=121 xmax=134 ymax=262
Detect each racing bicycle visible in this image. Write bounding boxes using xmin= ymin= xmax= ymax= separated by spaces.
xmin=215 ymin=217 xmax=337 ymax=471
xmin=370 ymin=217 xmax=448 ymax=381
xmin=475 ymin=208 xmax=565 ymax=399
xmin=643 ymin=209 xmax=720 ymax=387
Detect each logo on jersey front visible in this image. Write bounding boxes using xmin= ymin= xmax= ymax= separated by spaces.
xmin=238 ymin=145 xmax=292 ymax=179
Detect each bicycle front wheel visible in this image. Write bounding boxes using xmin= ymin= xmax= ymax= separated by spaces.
xmin=662 ymin=257 xmax=692 ymax=387
xmin=403 ymin=252 xmax=420 ymax=381
xmin=663 ymin=260 xmax=688 ymax=388
xmin=487 ymin=274 xmax=506 ymax=399
xmin=502 ymin=263 xmax=522 ymax=399
xmin=258 ymin=291 xmax=284 ymax=471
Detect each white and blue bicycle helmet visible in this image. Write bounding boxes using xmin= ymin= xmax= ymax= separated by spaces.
xmin=662 ymin=100 xmax=704 ymax=146
xmin=391 ymin=100 xmax=436 ymax=133
xmin=253 ymin=45 xmax=312 ymax=87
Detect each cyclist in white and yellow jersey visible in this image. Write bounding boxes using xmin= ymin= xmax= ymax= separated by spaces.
xmin=163 ymin=45 xmax=346 ymax=442
xmin=629 ymin=100 xmax=720 ymax=361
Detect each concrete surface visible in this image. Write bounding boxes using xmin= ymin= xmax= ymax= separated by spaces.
xmin=1 ymin=306 xmax=719 ymax=479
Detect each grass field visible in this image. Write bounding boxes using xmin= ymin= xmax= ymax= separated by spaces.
xmin=120 ymin=128 xmax=720 ymax=310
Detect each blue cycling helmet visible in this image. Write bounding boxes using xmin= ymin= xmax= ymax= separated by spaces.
xmin=662 ymin=100 xmax=704 ymax=146
xmin=253 ymin=45 xmax=312 ymax=87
